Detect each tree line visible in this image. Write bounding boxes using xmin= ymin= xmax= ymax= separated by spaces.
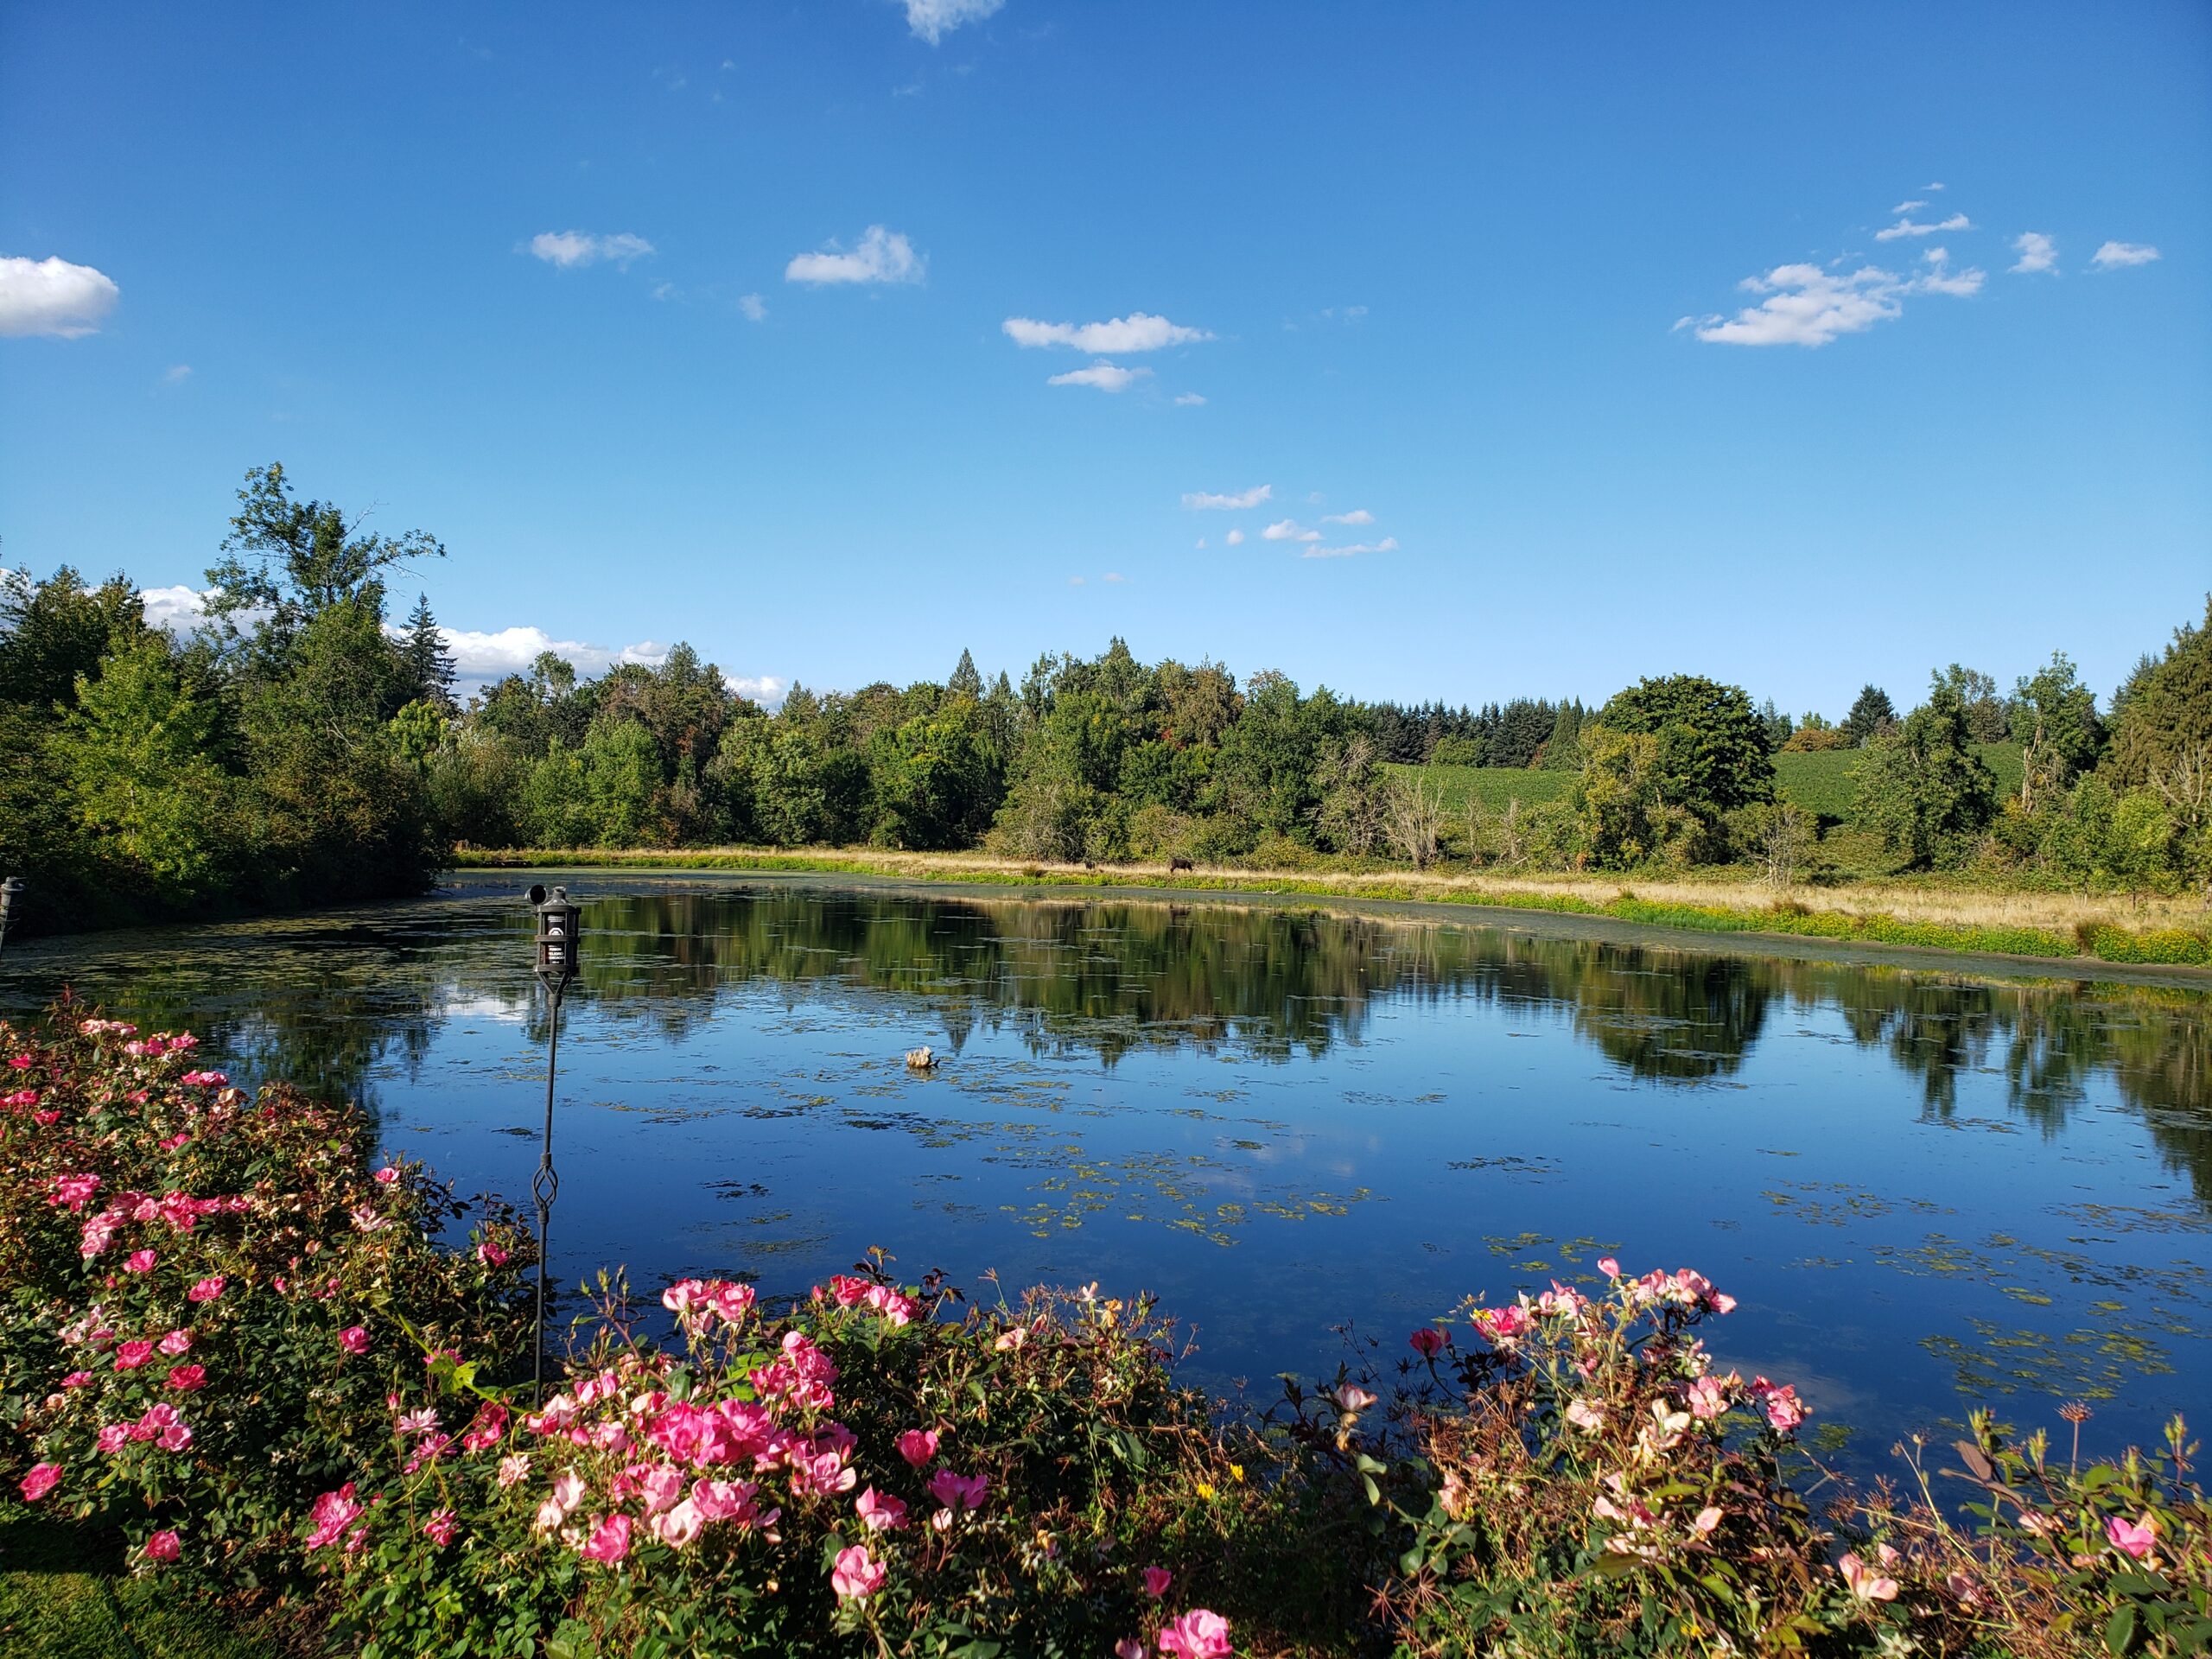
xmin=3 ymin=466 xmax=2206 ymax=931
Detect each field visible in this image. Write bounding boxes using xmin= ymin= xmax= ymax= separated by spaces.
xmin=1396 ymin=742 xmax=2025 ymax=827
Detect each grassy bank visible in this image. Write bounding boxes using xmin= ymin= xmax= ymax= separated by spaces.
xmin=448 ymin=844 xmax=2212 ymax=969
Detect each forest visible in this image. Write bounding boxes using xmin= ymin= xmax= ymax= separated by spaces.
xmin=3 ymin=465 xmax=2207 ymax=931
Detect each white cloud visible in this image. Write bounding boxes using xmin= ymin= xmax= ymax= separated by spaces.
xmin=528 ymin=231 xmax=656 ymax=269
xmin=785 ymin=225 xmax=925 ymax=285
xmin=1692 ymin=263 xmax=1904 ymax=347
xmin=0 ymin=255 xmax=120 ymax=338
xmin=1182 ymin=484 xmax=1271 ymax=510
xmin=1913 ymin=248 xmax=1984 ymax=297
xmin=1924 ymin=181 xmax=1946 ymax=191
xmin=1262 ymin=518 xmax=1323 ymax=543
xmin=435 ymin=626 xmax=671 ymax=681
xmin=2009 ymin=232 xmax=2057 ymax=275
xmin=1321 ymin=508 xmax=1373 ymax=526
xmin=896 ymin=0 xmax=1002 ymax=45
xmin=161 ymin=364 xmax=192 ymax=385
xmin=139 ymin=586 xmax=220 ymax=634
xmin=1068 ymin=575 xmax=1086 ymax=586
xmin=1194 ymin=537 xmax=1206 ymax=550
xmin=1173 ymin=391 xmax=1205 ymax=406
xmin=1875 ymin=212 xmax=1971 ymax=242
xmin=738 ymin=292 xmax=767 ymax=321
xmin=1891 ymin=200 xmax=1928 ymax=214
xmin=726 ymin=674 xmax=786 ymax=708
xmin=1046 ymin=361 xmax=1148 ymax=391
xmin=1002 ymin=312 xmax=1211 ymax=353
xmin=2092 ymin=240 xmax=2160 ymax=269
xmin=1103 ymin=572 xmax=1125 ymax=583
xmin=1303 ymin=537 xmax=1399 ymax=560
xmin=1224 ymin=528 xmax=1245 ymax=546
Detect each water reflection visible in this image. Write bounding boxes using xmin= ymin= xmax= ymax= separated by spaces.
xmin=8 ymin=874 xmax=2207 ymax=1463
xmin=14 ymin=881 xmax=2208 ymax=1205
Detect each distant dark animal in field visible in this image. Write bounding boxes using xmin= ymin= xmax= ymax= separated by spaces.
xmin=1168 ymin=856 xmax=1196 ymax=874
xmin=1082 ymin=860 xmax=1095 ymax=870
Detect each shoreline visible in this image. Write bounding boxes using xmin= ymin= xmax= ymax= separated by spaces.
xmin=448 ymin=845 xmax=2212 ymax=978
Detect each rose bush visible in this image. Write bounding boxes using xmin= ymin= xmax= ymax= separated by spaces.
xmin=0 ymin=1004 xmax=531 ymax=1584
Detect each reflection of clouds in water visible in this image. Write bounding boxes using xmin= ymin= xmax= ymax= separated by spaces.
xmin=435 ymin=991 xmax=531 ymax=1024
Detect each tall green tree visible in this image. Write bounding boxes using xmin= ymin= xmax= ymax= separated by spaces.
xmin=1585 ymin=675 xmax=1774 ymax=856
xmin=2104 ymin=596 xmax=2210 ymax=790
xmin=1854 ymin=678 xmax=1999 ymax=868
xmin=1841 ymin=684 xmax=1897 ymax=747
xmin=2011 ymin=652 xmax=2103 ymax=811
xmin=399 ymin=593 xmax=458 ymax=715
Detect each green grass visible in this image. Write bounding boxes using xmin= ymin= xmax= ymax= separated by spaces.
xmin=1397 ymin=744 xmax=2024 ymax=828
xmin=0 ymin=1518 xmax=289 ymax=1659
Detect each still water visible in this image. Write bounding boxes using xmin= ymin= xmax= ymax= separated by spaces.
xmin=8 ymin=872 xmax=2208 ymax=1470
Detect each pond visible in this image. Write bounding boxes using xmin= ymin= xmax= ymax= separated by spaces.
xmin=9 ymin=871 xmax=2208 ymax=1474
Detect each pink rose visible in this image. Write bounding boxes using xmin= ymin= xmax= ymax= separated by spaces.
xmin=116 ymin=1339 xmax=155 ymax=1371
xmin=166 ymin=1363 xmax=207 ymax=1392
xmin=579 ymin=1513 xmax=632 ymax=1565
xmin=19 ymin=1463 xmax=60 ymax=1502
xmin=124 ymin=1249 xmax=156 ymax=1274
xmin=855 ymin=1487 xmax=908 ymax=1532
xmin=97 ymin=1425 xmax=130 ymax=1454
xmin=60 ymin=1370 xmax=93 ymax=1389
xmin=1157 ymin=1609 xmax=1233 ymax=1657
xmin=2107 ymin=1513 xmax=2157 ymax=1560
xmin=1408 ymin=1327 xmax=1446 ymax=1358
xmin=373 ymin=1166 xmax=399 ymax=1185
xmin=158 ymin=1329 xmax=191 ymax=1356
xmin=897 ymin=1427 xmax=940 ymax=1467
xmin=423 ymin=1510 xmax=457 ymax=1547
xmin=1596 ymin=1256 xmax=1621 ymax=1278
xmin=830 ymin=1543 xmax=887 ymax=1600
xmin=1144 ymin=1566 xmax=1173 ymax=1599
xmin=143 ymin=1529 xmax=181 ymax=1564
xmin=1338 ymin=1386 xmax=1376 ymax=1412
xmin=338 ymin=1325 xmax=370 ymax=1356
xmin=1838 ymin=1552 xmax=1898 ymax=1602
xmin=929 ymin=1468 xmax=989 ymax=1512
xmin=305 ymin=1484 xmax=365 ymax=1550
xmin=187 ymin=1275 xmax=226 ymax=1302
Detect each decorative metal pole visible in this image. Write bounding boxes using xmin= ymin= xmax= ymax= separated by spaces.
xmin=0 ymin=878 xmax=22 ymax=962
xmin=527 ymin=884 xmax=582 ymax=1402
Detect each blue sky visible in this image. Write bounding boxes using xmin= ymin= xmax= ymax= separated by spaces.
xmin=2 ymin=2 xmax=2205 ymax=714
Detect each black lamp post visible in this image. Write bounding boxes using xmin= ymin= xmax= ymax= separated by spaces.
xmin=0 ymin=878 xmax=22 ymax=961
xmin=527 ymin=883 xmax=581 ymax=1401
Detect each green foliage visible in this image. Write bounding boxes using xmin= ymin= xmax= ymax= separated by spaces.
xmin=1853 ymin=679 xmax=1999 ymax=869
xmin=1841 ymin=683 xmax=1897 ymax=747
xmin=1580 ymin=675 xmax=1775 ymax=865
xmin=2105 ymin=595 xmax=2210 ymax=788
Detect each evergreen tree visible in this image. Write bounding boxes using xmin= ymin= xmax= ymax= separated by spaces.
xmin=948 ymin=648 xmax=983 ymax=699
xmin=1853 ymin=678 xmax=1999 ymax=868
xmin=1841 ymin=684 xmax=1897 ymax=747
xmin=401 ymin=593 xmax=458 ymax=715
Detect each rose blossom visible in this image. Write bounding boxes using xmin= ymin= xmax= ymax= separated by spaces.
xmin=158 ymin=1329 xmax=191 ymax=1356
xmin=423 ymin=1510 xmax=457 ymax=1547
xmin=855 ymin=1487 xmax=908 ymax=1532
xmin=1157 ymin=1609 xmax=1233 ymax=1657
xmin=338 ymin=1325 xmax=370 ymax=1355
xmin=124 ymin=1249 xmax=157 ymax=1274
xmin=897 ymin=1427 xmax=940 ymax=1467
xmin=19 ymin=1464 xmax=60 ymax=1502
xmin=579 ymin=1514 xmax=632 ymax=1564
xmin=187 ymin=1275 xmax=226 ymax=1302
xmin=830 ymin=1543 xmax=887 ymax=1600
xmin=166 ymin=1363 xmax=207 ymax=1392
xmin=143 ymin=1529 xmax=181 ymax=1564
xmin=116 ymin=1339 xmax=156 ymax=1370
xmin=1144 ymin=1567 xmax=1173 ymax=1599
xmin=1408 ymin=1327 xmax=1446 ymax=1358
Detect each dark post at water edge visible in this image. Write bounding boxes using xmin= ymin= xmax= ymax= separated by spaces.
xmin=528 ymin=884 xmax=582 ymax=1402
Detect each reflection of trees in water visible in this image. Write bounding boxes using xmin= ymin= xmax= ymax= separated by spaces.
xmin=12 ymin=883 xmax=2207 ymax=1203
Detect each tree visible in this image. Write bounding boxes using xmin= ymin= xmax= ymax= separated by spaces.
xmin=1380 ymin=769 xmax=1445 ymax=868
xmin=1757 ymin=699 xmax=1794 ymax=753
xmin=1732 ymin=800 xmax=1817 ymax=892
xmin=948 ymin=648 xmax=983 ymax=700
xmin=1841 ymin=684 xmax=1897 ymax=747
xmin=1931 ymin=664 xmax=2009 ymax=743
xmin=2104 ymin=596 xmax=2211 ymax=789
xmin=1587 ymin=674 xmax=1775 ymax=855
xmin=1853 ymin=678 xmax=1999 ymax=868
xmin=2011 ymin=652 xmax=2103 ymax=811
xmin=0 ymin=566 xmax=149 ymax=711
xmin=399 ymin=594 xmax=458 ymax=715
xmin=63 ymin=636 xmax=237 ymax=904
xmin=208 ymin=463 xmax=445 ymax=640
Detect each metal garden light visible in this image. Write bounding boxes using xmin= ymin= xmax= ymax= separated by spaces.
xmin=528 ymin=883 xmax=582 ymax=1400
xmin=0 ymin=878 xmax=22 ymax=961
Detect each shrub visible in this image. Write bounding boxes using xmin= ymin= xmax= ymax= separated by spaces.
xmin=0 ymin=1004 xmax=531 ymax=1586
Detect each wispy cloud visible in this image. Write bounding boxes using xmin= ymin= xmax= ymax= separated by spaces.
xmin=2092 ymin=240 xmax=2160 ymax=269
xmin=1262 ymin=518 xmax=1323 ymax=543
xmin=1003 ymin=312 xmax=1211 ymax=352
xmin=1224 ymin=528 xmax=1245 ymax=546
xmin=0 ymin=254 xmax=120 ymax=338
xmin=895 ymin=0 xmax=1002 ymax=45
xmin=161 ymin=364 xmax=193 ymax=385
xmin=528 ymin=231 xmax=655 ymax=269
xmin=1321 ymin=508 xmax=1373 ymax=526
xmin=1303 ymin=537 xmax=1398 ymax=560
xmin=1182 ymin=485 xmax=1271 ymax=510
xmin=1103 ymin=572 xmax=1125 ymax=583
xmin=1875 ymin=212 xmax=1971 ymax=242
xmin=1891 ymin=200 xmax=1928 ymax=214
xmin=1173 ymin=392 xmax=1206 ymax=406
xmin=1046 ymin=361 xmax=1148 ymax=391
xmin=1914 ymin=248 xmax=1985 ymax=297
xmin=785 ymin=225 xmax=925 ymax=286
xmin=737 ymin=293 xmax=767 ymax=321
xmin=2009 ymin=232 xmax=2057 ymax=275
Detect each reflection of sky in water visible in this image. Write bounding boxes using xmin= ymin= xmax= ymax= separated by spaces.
xmin=8 ymin=872 xmax=2207 ymax=1473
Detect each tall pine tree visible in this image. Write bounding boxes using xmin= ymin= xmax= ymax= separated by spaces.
xmin=401 ymin=593 xmax=458 ymax=714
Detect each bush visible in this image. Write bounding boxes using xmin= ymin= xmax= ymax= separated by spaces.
xmin=0 ymin=1005 xmax=531 ymax=1586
